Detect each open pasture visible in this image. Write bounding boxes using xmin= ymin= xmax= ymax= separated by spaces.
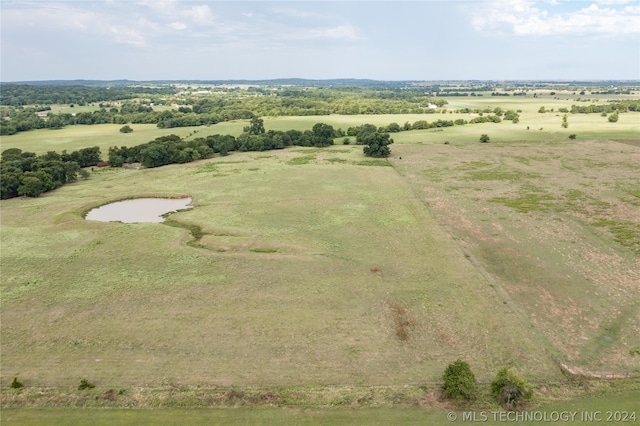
xmin=0 ymin=124 xmax=196 ymax=155
xmin=2 ymin=110 xmax=637 ymax=157
xmin=1 ymin=92 xmax=639 ymax=415
xmin=390 ymin=138 xmax=640 ymax=377
xmin=1 ymin=144 xmax=559 ymax=391
xmin=2 ymin=94 xmax=639 ymax=155
xmin=3 ymin=390 xmax=639 ymax=425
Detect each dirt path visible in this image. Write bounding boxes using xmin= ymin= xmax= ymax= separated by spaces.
xmin=561 ymin=363 xmax=633 ymax=379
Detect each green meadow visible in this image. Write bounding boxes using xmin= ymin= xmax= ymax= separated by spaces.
xmin=1 ymin=93 xmax=639 ymax=422
xmin=2 ymin=95 xmax=639 ymax=155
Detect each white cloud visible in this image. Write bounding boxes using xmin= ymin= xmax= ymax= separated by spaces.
xmin=182 ymin=5 xmax=215 ymax=25
xmin=269 ymin=7 xmax=318 ymax=18
xmin=109 ymin=26 xmax=147 ymax=47
xmin=170 ymin=21 xmax=188 ymax=31
xmin=593 ymin=0 xmax=634 ymax=4
xmin=304 ymin=25 xmax=364 ymax=41
xmin=471 ymin=0 xmax=640 ymax=36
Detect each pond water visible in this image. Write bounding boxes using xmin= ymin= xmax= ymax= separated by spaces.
xmin=85 ymin=198 xmax=193 ymax=223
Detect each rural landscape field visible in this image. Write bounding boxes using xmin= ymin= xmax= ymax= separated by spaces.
xmin=1 ymin=79 xmax=639 ymax=424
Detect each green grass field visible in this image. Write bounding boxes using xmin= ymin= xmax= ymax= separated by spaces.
xmin=2 ymin=95 xmax=639 ymax=155
xmin=2 ymin=390 xmax=638 ymax=425
xmin=1 ymin=94 xmax=639 ymax=421
xmin=1 ymin=145 xmax=559 ymax=388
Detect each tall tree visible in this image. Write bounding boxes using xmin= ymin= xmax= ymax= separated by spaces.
xmin=244 ymin=117 xmax=265 ymax=135
xmin=311 ymin=123 xmax=335 ymax=147
xmin=362 ymin=131 xmax=393 ymax=158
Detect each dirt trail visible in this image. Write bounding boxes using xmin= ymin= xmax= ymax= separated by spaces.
xmin=561 ymin=363 xmax=632 ymax=379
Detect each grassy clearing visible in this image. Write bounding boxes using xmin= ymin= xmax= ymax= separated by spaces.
xmin=0 ymin=124 xmax=197 ymax=155
xmin=0 ymin=406 xmax=451 ymax=426
xmin=2 ymin=387 xmax=639 ymax=425
xmin=1 ymin=94 xmax=639 ymax=415
xmin=390 ymin=139 xmax=640 ymax=378
xmin=0 ymin=146 xmax=558 ymax=393
xmin=3 ymin=94 xmax=638 ymax=155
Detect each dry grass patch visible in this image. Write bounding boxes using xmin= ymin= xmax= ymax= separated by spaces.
xmin=389 ymin=139 xmax=640 ymax=377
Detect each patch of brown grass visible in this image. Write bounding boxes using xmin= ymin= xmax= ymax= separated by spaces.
xmin=388 ymin=301 xmax=412 ymax=342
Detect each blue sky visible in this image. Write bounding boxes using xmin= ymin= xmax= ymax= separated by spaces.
xmin=1 ymin=1 xmax=639 ymax=81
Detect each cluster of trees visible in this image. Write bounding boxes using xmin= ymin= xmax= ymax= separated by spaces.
xmin=469 ymin=115 xmax=503 ymax=124
xmin=536 ymin=100 xmax=640 ymax=115
xmin=442 ymin=360 xmax=532 ymax=410
xmin=0 ymin=84 xmax=454 ymax=136
xmin=107 ymin=119 xmax=367 ymax=169
xmin=454 ymin=107 xmax=520 ymax=122
xmin=1 ymin=147 xmax=100 ymax=199
xmin=344 ymin=115 xmax=505 ymax=139
xmin=0 ymin=84 xmax=173 ymax=106
xmin=2 ymin=118 xmax=394 ymax=199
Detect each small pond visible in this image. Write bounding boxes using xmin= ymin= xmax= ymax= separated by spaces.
xmin=85 ymin=198 xmax=193 ymax=223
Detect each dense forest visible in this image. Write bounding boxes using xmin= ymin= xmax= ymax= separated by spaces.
xmin=1 ymin=146 xmax=100 ymax=198
xmin=0 ymin=84 xmax=175 ymax=106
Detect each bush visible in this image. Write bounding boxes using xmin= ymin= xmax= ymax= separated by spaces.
xmin=442 ymin=360 xmax=477 ymax=401
xmin=568 ymin=134 xmax=577 ymax=140
xmin=78 ymin=378 xmax=95 ymax=390
xmin=491 ymin=368 xmax=531 ymax=410
xmin=479 ymin=134 xmax=490 ymax=143
xmin=119 ymin=125 xmax=133 ymax=133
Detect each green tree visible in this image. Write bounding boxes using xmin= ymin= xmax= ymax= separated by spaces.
xmin=386 ymin=122 xmax=401 ymax=132
xmin=562 ymin=114 xmax=568 ymax=128
xmin=120 ymin=125 xmax=133 ymax=133
xmin=76 ymin=146 xmax=101 ymax=167
xmin=244 ymin=116 xmax=265 ymax=135
xmin=362 ymin=131 xmax=393 ymax=158
xmin=480 ymin=134 xmax=490 ymax=143
xmin=17 ymin=176 xmax=45 ymax=197
xmin=491 ymin=367 xmax=532 ymax=410
xmin=0 ymin=168 xmax=22 ymax=199
xmin=140 ymin=144 xmax=171 ymax=168
xmin=608 ymin=111 xmax=619 ymax=123
xmin=311 ymin=122 xmax=335 ymax=147
xmin=355 ymin=123 xmax=378 ymax=144
xmin=47 ymin=115 xmax=65 ymax=129
xmin=442 ymin=360 xmax=477 ymax=401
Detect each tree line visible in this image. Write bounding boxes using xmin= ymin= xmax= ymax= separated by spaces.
xmin=0 ymin=84 xmax=453 ymax=136
xmin=1 ymin=147 xmax=100 ymax=199
xmin=108 ymin=118 xmax=393 ymax=168
xmin=569 ymin=99 xmax=640 ymax=114
xmin=0 ymin=84 xmax=174 ymax=107
xmin=0 ymin=118 xmax=396 ymax=199
xmin=2 ymin=111 xmax=512 ymax=199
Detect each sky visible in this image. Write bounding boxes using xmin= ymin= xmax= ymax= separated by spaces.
xmin=1 ymin=0 xmax=639 ymax=82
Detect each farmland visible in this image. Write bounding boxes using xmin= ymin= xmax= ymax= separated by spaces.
xmin=1 ymin=81 xmax=639 ymax=420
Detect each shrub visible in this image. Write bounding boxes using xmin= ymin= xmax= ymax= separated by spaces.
xmin=78 ymin=378 xmax=96 ymax=390
xmin=442 ymin=360 xmax=477 ymax=401
xmin=10 ymin=377 xmax=24 ymax=389
xmin=568 ymin=134 xmax=577 ymax=140
xmin=479 ymin=134 xmax=490 ymax=143
xmin=491 ymin=368 xmax=531 ymax=410
xmin=119 ymin=125 xmax=133 ymax=133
